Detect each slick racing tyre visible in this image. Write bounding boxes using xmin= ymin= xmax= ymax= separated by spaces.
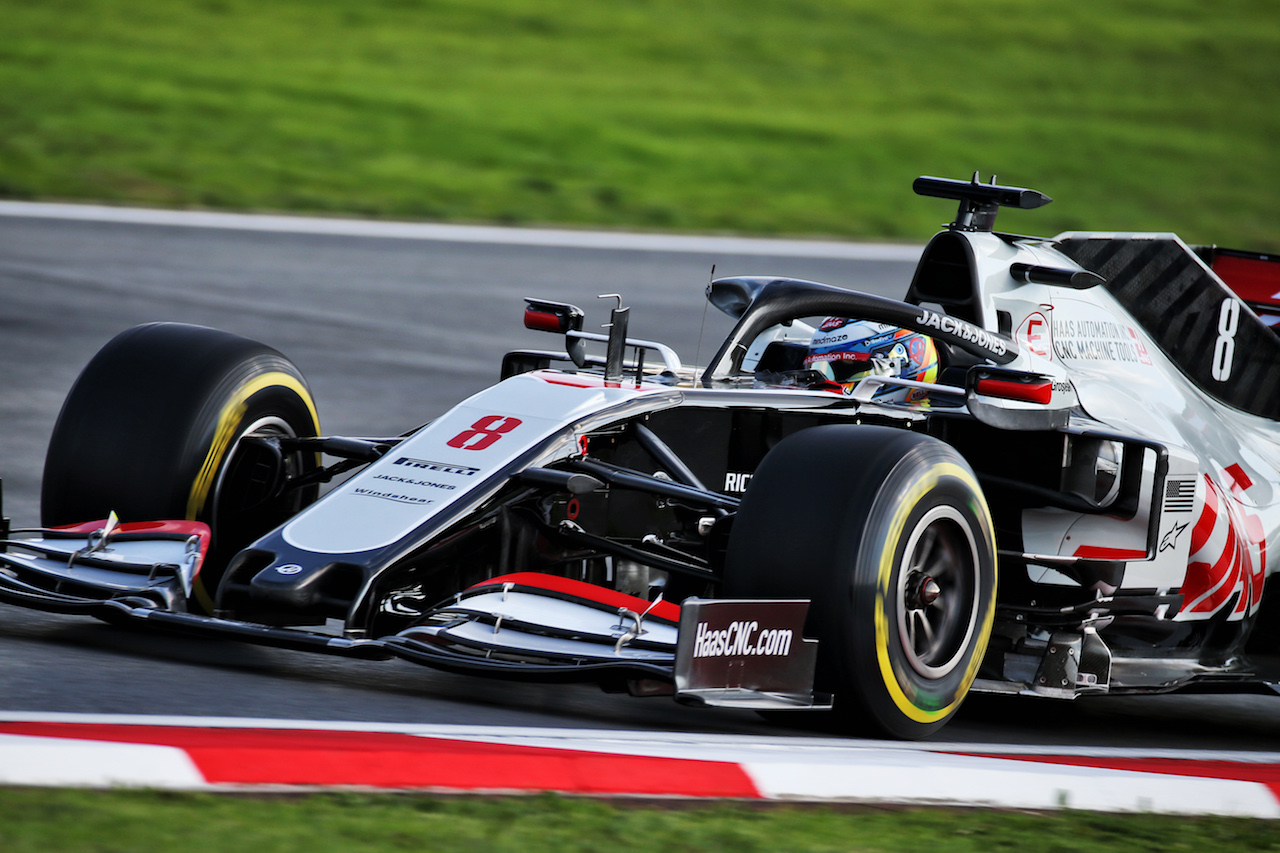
xmin=42 ymin=323 xmax=321 ymax=612
xmin=722 ymin=425 xmax=996 ymax=739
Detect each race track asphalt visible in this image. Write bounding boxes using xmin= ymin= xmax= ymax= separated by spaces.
xmin=1 ymin=209 xmax=1277 ymax=750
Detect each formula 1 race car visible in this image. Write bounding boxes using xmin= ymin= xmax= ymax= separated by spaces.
xmin=3 ymin=174 xmax=1280 ymax=739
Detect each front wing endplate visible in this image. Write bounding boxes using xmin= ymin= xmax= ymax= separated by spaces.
xmin=674 ymin=598 xmax=831 ymax=710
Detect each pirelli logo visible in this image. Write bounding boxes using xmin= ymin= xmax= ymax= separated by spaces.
xmin=393 ymin=456 xmax=479 ymax=477
xmin=1163 ymin=478 xmax=1196 ymax=513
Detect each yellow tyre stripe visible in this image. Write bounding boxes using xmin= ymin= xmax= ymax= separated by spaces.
xmin=185 ymin=371 xmax=318 ymax=520
xmin=872 ymin=461 xmax=996 ymax=724
xmin=186 ymin=371 xmax=319 ymax=613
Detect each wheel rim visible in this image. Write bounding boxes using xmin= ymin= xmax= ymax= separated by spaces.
xmin=210 ymin=415 xmax=300 ymax=534
xmin=895 ymin=504 xmax=981 ymax=679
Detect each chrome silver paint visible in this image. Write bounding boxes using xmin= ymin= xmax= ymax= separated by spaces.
xmin=974 ymin=230 xmax=1280 ymax=620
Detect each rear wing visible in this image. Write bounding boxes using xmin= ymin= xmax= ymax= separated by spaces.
xmin=1196 ymin=247 xmax=1280 ymax=327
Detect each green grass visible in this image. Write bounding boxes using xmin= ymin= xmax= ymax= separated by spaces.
xmin=2 ymin=0 xmax=1277 ymax=247
xmin=1 ymin=790 xmax=1279 ymax=853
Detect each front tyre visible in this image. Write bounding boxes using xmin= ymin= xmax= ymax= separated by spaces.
xmin=723 ymin=425 xmax=997 ymax=739
xmin=41 ymin=323 xmax=321 ymax=611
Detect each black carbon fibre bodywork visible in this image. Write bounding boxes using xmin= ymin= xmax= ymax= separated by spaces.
xmin=1059 ymin=236 xmax=1280 ymax=420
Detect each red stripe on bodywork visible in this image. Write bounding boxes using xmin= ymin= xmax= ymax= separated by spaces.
xmin=1189 ymin=476 xmax=1219 ymax=553
xmin=1191 ymin=520 xmax=1242 ymax=614
xmin=1226 ymin=463 xmax=1254 ymax=492
xmin=536 ymin=376 xmax=600 ymax=388
xmin=1070 ymin=546 xmax=1147 ymax=560
xmin=470 ymin=572 xmax=682 ymax=623
xmin=1180 ymin=561 xmax=1215 ymax=611
xmin=531 ymin=373 xmax=635 ymax=390
xmin=0 ymin=723 xmax=759 ymax=797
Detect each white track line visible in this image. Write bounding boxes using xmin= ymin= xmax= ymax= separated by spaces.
xmin=3 ymin=712 xmax=1277 ymax=763
xmin=0 ymin=200 xmax=923 ymax=261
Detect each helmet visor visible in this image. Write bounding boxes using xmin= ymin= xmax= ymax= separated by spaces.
xmin=806 ymin=351 xmax=876 ymax=383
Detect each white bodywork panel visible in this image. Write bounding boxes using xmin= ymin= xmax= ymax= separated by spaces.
xmin=971 ymin=232 xmax=1280 ymax=622
xmin=283 ymin=373 xmax=674 ymax=554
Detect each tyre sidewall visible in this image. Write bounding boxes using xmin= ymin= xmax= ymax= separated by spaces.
xmin=44 ymin=325 xmax=318 ymax=525
xmin=42 ymin=323 xmax=320 ymax=612
xmin=842 ymin=443 xmax=997 ymax=738
xmin=722 ymin=424 xmax=996 ymax=739
xmin=179 ymin=357 xmax=319 ymax=524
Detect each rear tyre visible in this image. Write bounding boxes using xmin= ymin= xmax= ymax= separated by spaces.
xmin=42 ymin=323 xmax=321 ymax=611
xmin=723 ymin=425 xmax=996 ymax=739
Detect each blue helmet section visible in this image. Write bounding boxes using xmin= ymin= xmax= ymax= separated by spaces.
xmin=805 ymin=318 xmax=940 ymax=395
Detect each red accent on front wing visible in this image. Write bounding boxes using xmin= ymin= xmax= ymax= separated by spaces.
xmin=0 ymin=723 xmax=759 ymax=796
xmin=469 ymin=572 xmax=681 ymax=624
xmin=49 ymin=519 xmax=211 ymax=579
xmin=51 ymin=519 xmax=209 ymax=537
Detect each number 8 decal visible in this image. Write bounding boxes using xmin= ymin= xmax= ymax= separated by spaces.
xmin=448 ymin=415 xmax=523 ymax=450
xmin=1211 ymin=298 xmax=1239 ymax=382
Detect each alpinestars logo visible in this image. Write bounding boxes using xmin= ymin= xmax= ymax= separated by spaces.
xmin=1159 ymin=520 xmax=1189 ymax=552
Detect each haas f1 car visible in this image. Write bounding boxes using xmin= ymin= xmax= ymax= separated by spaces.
xmin=4 ymin=175 xmax=1280 ymax=739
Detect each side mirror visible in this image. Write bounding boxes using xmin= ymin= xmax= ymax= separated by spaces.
xmin=964 ymin=367 xmax=1076 ymax=430
xmin=524 ymin=298 xmax=585 ymax=333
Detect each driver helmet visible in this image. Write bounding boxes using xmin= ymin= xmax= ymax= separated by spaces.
xmin=805 ymin=318 xmax=939 ymax=398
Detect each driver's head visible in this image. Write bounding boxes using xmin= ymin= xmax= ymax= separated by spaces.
xmin=805 ymin=318 xmax=939 ymax=393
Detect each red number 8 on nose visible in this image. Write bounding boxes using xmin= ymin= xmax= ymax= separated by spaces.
xmin=447 ymin=415 xmax=523 ymax=450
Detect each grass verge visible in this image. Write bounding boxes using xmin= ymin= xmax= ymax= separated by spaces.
xmin=1 ymin=790 xmax=1280 ymax=852
xmin=1 ymin=0 xmax=1277 ymax=247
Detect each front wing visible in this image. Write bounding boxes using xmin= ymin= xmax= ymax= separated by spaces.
xmin=0 ymin=522 xmax=828 ymax=710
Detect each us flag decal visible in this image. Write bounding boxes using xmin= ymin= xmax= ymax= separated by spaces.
xmin=1163 ymin=479 xmax=1196 ymax=513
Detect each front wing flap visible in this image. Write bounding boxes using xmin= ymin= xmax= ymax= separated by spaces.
xmin=0 ymin=520 xmax=209 ymax=612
